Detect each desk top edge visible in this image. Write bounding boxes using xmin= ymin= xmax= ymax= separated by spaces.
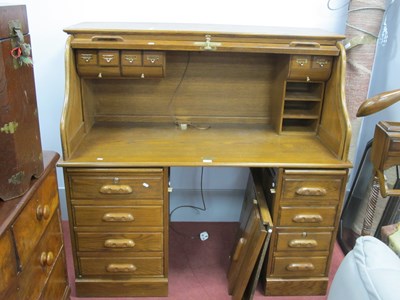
xmin=64 ymin=22 xmax=345 ymax=40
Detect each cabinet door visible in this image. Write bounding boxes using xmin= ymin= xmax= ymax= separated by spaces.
xmin=228 ymin=201 xmax=267 ymax=300
xmin=228 ymin=170 xmax=272 ymax=300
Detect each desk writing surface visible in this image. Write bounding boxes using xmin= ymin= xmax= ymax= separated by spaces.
xmin=60 ymin=122 xmax=350 ymax=168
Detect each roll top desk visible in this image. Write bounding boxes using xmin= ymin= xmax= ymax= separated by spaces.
xmin=59 ymin=23 xmax=351 ymax=297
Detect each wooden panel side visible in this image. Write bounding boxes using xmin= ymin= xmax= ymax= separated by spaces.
xmin=61 ymin=36 xmax=85 ymax=160
xmin=318 ymin=43 xmax=351 ymax=161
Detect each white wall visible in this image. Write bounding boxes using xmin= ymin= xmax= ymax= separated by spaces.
xmin=4 ymin=0 xmax=349 ymax=220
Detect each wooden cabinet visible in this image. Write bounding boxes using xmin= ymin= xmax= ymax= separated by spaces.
xmin=59 ymin=23 xmax=351 ymax=297
xmin=64 ymin=167 xmax=169 ymax=297
xmin=0 ymin=151 xmax=70 ymax=300
xmin=260 ymin=168 xmax=347 ymax=295
xmin=0 ymin=4 xmax=43 ymax=200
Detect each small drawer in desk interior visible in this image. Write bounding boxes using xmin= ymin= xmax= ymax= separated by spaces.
xmin=288 ymin=55 xmax=332 ymax=81
xmin=68 ymin=173 xmax=164 ymax=200
xmin=98 ymin=50 xmax=120 ymax=66
xmin=143 ymin=51 xmax=165 ymax=66
xmin=76 ymin=50 xmax=98 ymax=65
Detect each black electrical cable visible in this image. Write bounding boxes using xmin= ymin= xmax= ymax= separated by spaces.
xmin=169 ymin=167 xmax=207 ymax=238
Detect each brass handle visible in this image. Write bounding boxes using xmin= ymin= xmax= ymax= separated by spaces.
xmin=104 ymin=239 xmax=135 ymax=248
xmin=289 ymin=41 xmax=320 ymax=48
xmin=40 ymin=251 xmax=54 ymax=267
xmin=146 ymin=56 xmax=160 ymax=64
xmin=106 ymin=263 xmax=137 ymax=273
xmin=288 ymin=239 xmax=318 ymax=248
xmin=36 ymin=205 xmax=50 ymax=221
xmin=232 ymin=237 xmax=246 ymax=262
xmin=293 ymin=214 xmax=323 ymax=223
xmin=286 ymin=263 xmax=315 ymax=271
xmin=99 ymin=184 xmax=133 ymax=194
xmin=102 ymin=213 xmax=134 ymax=222
xmin=296 ymin=187 xmax=327 ymax=196
xmin=101 ymin=54 xmax=115 ymax=63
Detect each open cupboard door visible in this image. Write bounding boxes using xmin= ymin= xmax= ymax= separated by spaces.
xmin=228 ymin=169 xmax=273 ymax=300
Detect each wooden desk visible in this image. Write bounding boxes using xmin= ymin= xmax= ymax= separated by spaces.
xmin=59 ymin=23 xmax=351 ymax=297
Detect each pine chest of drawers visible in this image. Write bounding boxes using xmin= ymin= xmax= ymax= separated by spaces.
xmin=63 ymin=167 xmax=169 ymax=297
xmin=0 ymin=151 xmax=70 ymax=299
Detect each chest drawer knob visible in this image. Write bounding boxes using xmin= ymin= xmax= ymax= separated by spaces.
xmin=99 ymin=184 xmax=133 ymax=194
xmin=288 ymin=239 xmax=318 ymax=248
xmin=296 ymin=187 xmax=327 ymax=196
xmin=106 ymin=263 xmax=137 ymax=273
xmin=102 ymin=212 xmax=134 ymax=222
xmin=104 ymin=239 xmax=135 ymax=248
xmin=286 ymin=263 xmax=315 ymax=271
xmin=293 ymin=214 xmax=323 ymax=223
xmin=36 ymin=204 xmax=50 ymax=221
xmin=40 ymin=251 xmax=54 ymax=267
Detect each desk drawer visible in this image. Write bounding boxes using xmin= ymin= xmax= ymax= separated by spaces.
xmin=275 ymin=231 xmax=332 ymax=252
xmin=68 ymin=170 xmax=164 ymax=200
xmin=79 ymin=256 xmax=164 ymax=277
xmin=76 ymin=50 xmax=120 ymax=77
xmin=287 ymin=55 xmax=332 ymax=81
xmin=271 ymin=256 xmax=327 ymax=277
xmin=12 ymin=169 xmax=59 ymax=268
xmin=74 ymin=206 xmax=163 ymax=227
xmin=18 ymin=212 xmax=63 ymax=300
xmin=279 ymin=206 xmax=337 ymax=227
xmin=39 ymin=251 xmax=68 ymax=300
xmin=77 ymin=232 xmax=163 ymax=252
xmin=0 ymin=231 xmax=16 ymax=298
xmin=282 ymin=177 xmax=343 ymax=202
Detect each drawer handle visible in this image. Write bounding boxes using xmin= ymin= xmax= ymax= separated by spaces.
xmin=296 ymin=187 xmax=327 ymax=196
xmin=40 ymin=251 xmax=54 ymax=267
xmin=288 ymin=239 xmax=318 ymax=248
xmin=36 ymin=205 xmax=50 ymax=221
xmin=286 ymin=263 xmax=315 ymax=271
xmin=106 ymin=263 xmax=137 ymax=273
xmin=146 ymin=56 xmax=160 ymax=64
xmin=104 ymin=239 xmax=135 ymax=248
xmin=102 ymin=213 xmax=134 ymax=222
xmin=289 ymin=41 xmax=320 ymax=48
xmin=101 ymin=54 xmax=115 ymax=63
xmin=100 ymin=184 xmax=133 ymax=194
xmin=80 ymin=53 xmax=93 ymax=63
xmin=91 ymin=35 xmax=124 ymax=42
xmin=293 ymin=214 xmax=323 ymax=223
xmin=232 ymin=237 xmax=246 ymax=262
